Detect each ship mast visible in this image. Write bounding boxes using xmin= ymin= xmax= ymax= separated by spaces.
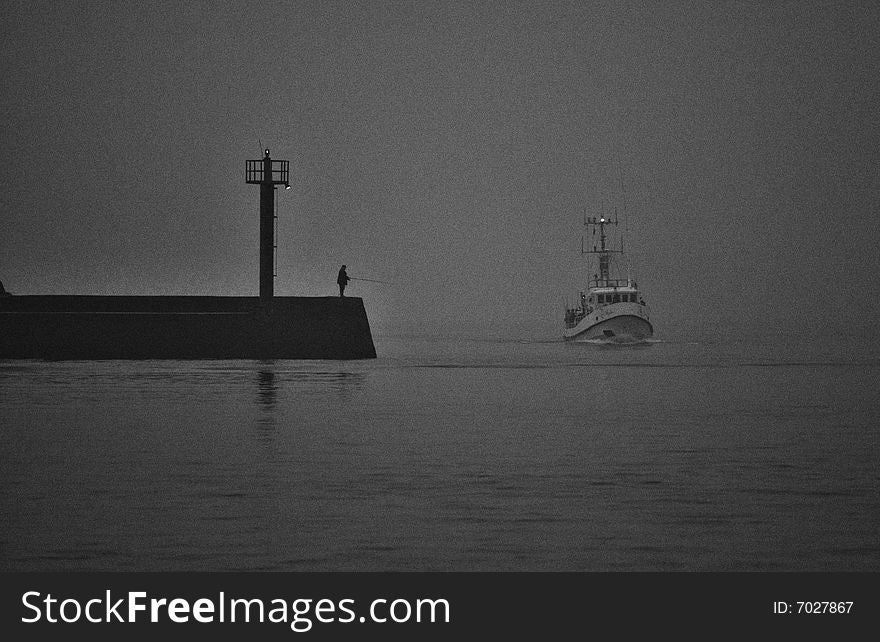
xmin=582 ymin=211 xmax=622 ymax=288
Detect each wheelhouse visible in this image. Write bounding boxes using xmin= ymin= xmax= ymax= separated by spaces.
xmin=595 ymin=291 xmax=635 ymax=304
xmin=588 ymin=286 xmax=643 ymax=306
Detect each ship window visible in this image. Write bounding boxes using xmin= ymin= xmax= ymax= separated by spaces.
xmin=612 ymin=294 xmax=620 ymax=303
xmin=597 ymin=295 xmax=604 ymax=304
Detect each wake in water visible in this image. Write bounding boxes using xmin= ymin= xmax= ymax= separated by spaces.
xmin=574 ymin=336 xmax=660 ymax=347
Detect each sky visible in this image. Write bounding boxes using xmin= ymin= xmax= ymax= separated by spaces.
xmin=2 ymin=0 xmax=878 ymax=339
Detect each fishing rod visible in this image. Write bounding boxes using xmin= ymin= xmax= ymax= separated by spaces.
xmin=350 ymin=277 xmax=394 ymax=285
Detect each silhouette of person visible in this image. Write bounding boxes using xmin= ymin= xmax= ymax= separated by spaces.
xmin=337 ymin=265 xmax=350 ymax=297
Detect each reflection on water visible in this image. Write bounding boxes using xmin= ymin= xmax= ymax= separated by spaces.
xmin=254 ymin=364 xmax=366 ymax=410
xmin=253 ymin=364 xmax=365 ymax=436
xmin=255 ymin=364 xmax=278 ymax=439
xmin=284 ymin=370 xmax=365 ymax=392
xmin=256 ymin=364 xmax=278 ymax=409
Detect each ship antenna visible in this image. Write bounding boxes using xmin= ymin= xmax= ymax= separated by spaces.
xmin=616 ymin=156 xmax=632 ymax=275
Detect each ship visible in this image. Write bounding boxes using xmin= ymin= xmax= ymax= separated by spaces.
xmin=563 ymin=211 xmax=652 ymax=343
xmin=0 ymin=149 xmax=377 ymax=360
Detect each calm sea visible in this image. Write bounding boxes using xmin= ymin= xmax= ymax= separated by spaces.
xmin=1 ymin=332 xmax=878 ymax=571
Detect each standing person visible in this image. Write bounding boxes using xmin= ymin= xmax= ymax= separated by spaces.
xmin=337 ymin=265 xmax=350 ymax=297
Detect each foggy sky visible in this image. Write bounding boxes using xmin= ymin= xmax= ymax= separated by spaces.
xmin=2 ymin=1 xmax=878 ymax=339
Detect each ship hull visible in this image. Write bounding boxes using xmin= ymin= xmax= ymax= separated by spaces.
xmin=0 ymin=295 xmax=376 ymax=360
xmin=563 ymin=303 xmax=653 ymax=343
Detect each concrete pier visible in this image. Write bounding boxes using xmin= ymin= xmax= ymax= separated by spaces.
xmin=0 ymin=295 xmax=376 ymax=360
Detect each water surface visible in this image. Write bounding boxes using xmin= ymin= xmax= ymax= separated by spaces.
xmin=1 ymin=333 xmax=878 ymax=571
